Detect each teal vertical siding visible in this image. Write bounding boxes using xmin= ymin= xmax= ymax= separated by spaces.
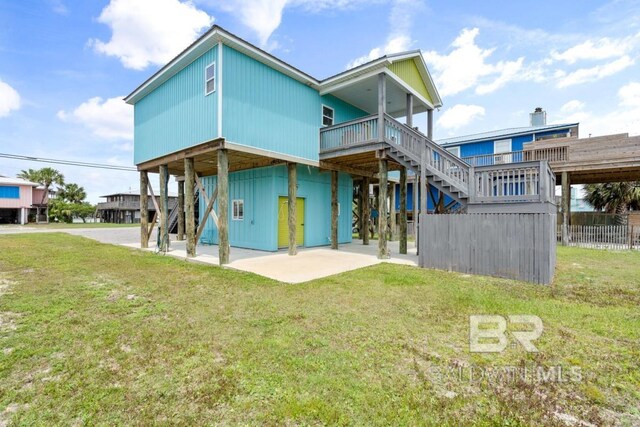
xmin=222 ymin=46 xmax=367 ymax=161
xmin=199 ymin=165 xmax=352 ymax=251
xmin=320 ymin=94 xmax=368 ymax=124
xmin=134 ymin=46 xmax=218 ymax=164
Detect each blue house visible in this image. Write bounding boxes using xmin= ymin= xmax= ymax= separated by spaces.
xmin=126 ymin=25 xmax=446 ymax=262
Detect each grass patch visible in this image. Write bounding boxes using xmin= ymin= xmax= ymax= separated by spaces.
xmin=0 ymin=234 xmax=638 ymax=425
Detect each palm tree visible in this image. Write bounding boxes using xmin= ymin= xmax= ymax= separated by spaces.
xmin=584 ymin=182 xmax=640 ymax=224
xmin=58 ymin=183 xmax=86 ymax=204
xmin=17 ymin=167 xmax=65 ymax=222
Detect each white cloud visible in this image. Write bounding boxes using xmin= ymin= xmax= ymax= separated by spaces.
xmin=437 ymin=104 xmax=485 ymax=130
xmin=619 ymin=81 xmax=640 ymax=107
xmin=0 ymin=79 xmax=21 ymax=118
xmin=554 ymin=82 xmax=640 ymax=137
xmin=555 ymin=55 xmax=634 ymax=88
xmin=423 ymin=28 xmax=526 ymax=97
xmin=346 ymin=0 xmax=417 ymax=68
xmin=560 ymin=100 xmax=586 ymax=113
xmin=58 ymin=96 xmax=133 ymax=142
xmin=551 ymin=33 xmax=640 ymax=64
xmin=90 ymin=0 xmax=213 ymax=70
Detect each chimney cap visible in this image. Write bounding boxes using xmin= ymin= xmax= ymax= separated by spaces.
xmin=534 ymin=107 xmax=543 ymax=113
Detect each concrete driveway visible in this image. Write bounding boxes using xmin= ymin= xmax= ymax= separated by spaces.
xmin=1 ymin=225 xmax=418 ymax=283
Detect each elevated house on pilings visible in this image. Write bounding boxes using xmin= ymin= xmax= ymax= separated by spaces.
xmin=126 ymin=25 xmax=558 ymax=270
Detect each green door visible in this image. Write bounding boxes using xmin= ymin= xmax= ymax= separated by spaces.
xmin=278 ymin=196 xmax=304 ymax=248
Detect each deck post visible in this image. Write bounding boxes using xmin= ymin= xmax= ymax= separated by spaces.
xmin=140 ymin=171 xmax=149 ymax=248
xmin=185 ymin=158 xmax=196 ymax=257
xmin=406 ymin=93 xmax=413 ymax=128
xmin=427 ymin=109 xmax=434 ymax=140
xmin=159 ymin=164 xmax=169 ymax=252
xmin=413 ymin=176 xmax=418 ymax=237
xmin=561 ymin=171 xmax=571 ymax=246
xmin=357 ymin=180 xmax=364 ymax=240
xmin=378 ymin=157 xmax=388 ymax=258
xmin=389 ymin=182 xmax=396 ymax=241
xmin=331 ymin=170 xmax=339 ymax=250
xmin=177 ymin=178 xmax=185 ymax=241
xmin=378 ymin=73 xmax=386 ymax=142
xmin=362 ymin=177 xmax=370 ymax=245
xmin=399 ymin=167 xmax=407 ymax=254
xmin=218 ymin=149 xmax=230 ymax=264
xmin=288 ymin=162 xmax=298 ymax=255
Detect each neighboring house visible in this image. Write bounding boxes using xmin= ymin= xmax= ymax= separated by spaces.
xmin=0 ymin=176 xmax=50 ymax=224
xmin=438 ymin=109 xmax=578 ymax=167
xmin=126 ymin=25 xmax=443 ymax=253
xmin=96 ymin=191 xmax=178 ymax=225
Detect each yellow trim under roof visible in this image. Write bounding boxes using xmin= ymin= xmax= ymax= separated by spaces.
xmin=388 ymin=59 xmax=433 ymax=105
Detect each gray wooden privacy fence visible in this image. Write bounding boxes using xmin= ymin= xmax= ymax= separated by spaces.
xmin=556 ymin=224 xmax=639 ymax=250
xmin=419 ymin=212 xmax=556 ymax=284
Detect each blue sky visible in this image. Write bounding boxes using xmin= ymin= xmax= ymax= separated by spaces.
xmin=1 ymin=0 xmax=639 ymax=202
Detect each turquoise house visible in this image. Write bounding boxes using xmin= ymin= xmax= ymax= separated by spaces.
xmin=126 ymin=25 xmax=443 ymax=263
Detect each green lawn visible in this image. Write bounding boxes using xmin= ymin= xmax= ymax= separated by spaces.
xmin=19 ymin=222 xmax=139 ymax=229
xmin=0 ymin=234 xmax=638 ymax=425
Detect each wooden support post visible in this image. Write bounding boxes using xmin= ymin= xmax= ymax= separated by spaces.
xmin=389 ymin=182 xmax=396 ymax=241
xmin=400 ymin=167 xmax=407 ymax=254
xmin=413 ymin=176 xmax=418 ymax=237
xmin=561 ymin=171 xmax=571 ymax=246
xmin=378 ymin=73 xmax=386 ymax=142
xmin=140 ymin=171 xmax=149 ymax=248
xmin=288 ymin=163 xmax=298 ymax=256
xmin=362 ymin=177 xmax=370 ymax=246
xmin=331 ymin=170 xmax=339 ymax=250
xmin=427 ymin=108 xmax=434 ymax=140
xmin=406 ymin=93 xmax=413 ymax=128
xmin=420 ymin=151 xmax=427 ymax=213
xmin=357 ymin=181 xmax=364 ymax=240
xmin=185 ymin=158 xmax=196 ymax=257
xmin=218 ymin=149 xmax=230 ymax=265
xmin=378 ymin=157 xmax=388 ymax=259
xmin=159 ymin=164 xmax=169 ymax=252
xmin=177 ymin=179 xmax=185 ymax=241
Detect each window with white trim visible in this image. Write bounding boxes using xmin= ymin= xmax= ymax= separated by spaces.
xmin=446 ymin=146 xmax=460 ymax=157
xmin=322 ymin=105 xmax=334 ymax=127
xmin=205 ymin=63 xmax=216 ymax=95
xmin=232 ymin=199 xmax=244 ymax=220
xmin=494 ymin=139 xmax=512 ymax=154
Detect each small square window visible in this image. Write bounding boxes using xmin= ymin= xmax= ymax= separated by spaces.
xmin=446 ymin=146 xmax=460 ymax=157
xmin=232 ymin=199 xmax=244 ymax=220
xmin=205 ymin=63 xmax=216 ymax=95
xmin=322 ymin=105 xmax=334 ymax=127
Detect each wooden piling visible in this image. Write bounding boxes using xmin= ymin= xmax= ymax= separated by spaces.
xmin=159 ymin=164 xmax=169 ymax=252
xmin=288 ymin=163 xmax=298 ymax=256
xmin=389 ymin=182 xmax=396 ymax=241
xmin=218 ymin=149 xmax=230 ymax=264
xmin=378 ymin=158 xmax=388 ymax=258
xmin=177 ymin=179 xmax=185 ymax=241
xmin=399 ymin=167 xmax=407 ymax=254
xmin=561 ymin=171 xmax=571 ymax=246
xmin=331 ymin=170 xmax=339 ymax=250
xmin=184 ymin=158 xmax=196 ymax=257
xmin=362 ymin=176 xmax=370 ymax=245
xmin=140 ymin=171 xmax=149 ymax=248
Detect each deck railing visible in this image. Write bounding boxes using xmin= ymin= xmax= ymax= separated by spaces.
xmin=319 ymin=115 xmax=379 ymax=152
xmin=470 ymin=161 xmax=555 ymax=204
xmin=462 ymin=145 xmax=568 ymax=167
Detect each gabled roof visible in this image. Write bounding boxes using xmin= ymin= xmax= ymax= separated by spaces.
xmin=438 ymin=123 xmax=579 ymax=147
xmin=125 ymin=25 xmax=442 ymax=108
xmin=0 ymin=176 xmax=40 ymax=187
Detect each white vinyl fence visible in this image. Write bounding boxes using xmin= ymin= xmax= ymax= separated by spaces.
xmin=557 ymin=224 xmax=640 ymax=250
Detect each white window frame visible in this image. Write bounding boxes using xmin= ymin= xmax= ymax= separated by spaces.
xmin=205 ymin=62 xmax=216 ymax=96
xmin=494 ymin=139 xmax=512 ymax=154
xmin=321 ymin=105 xmax=334 ymax=127
xmin=232 ymin=199 xmax=244 ymax=221
xmin=445 ymin=146 xmax=460 ymax=157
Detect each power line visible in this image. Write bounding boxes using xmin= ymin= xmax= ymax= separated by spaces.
xmin=0 ymin=152 xmax=138 ymax=172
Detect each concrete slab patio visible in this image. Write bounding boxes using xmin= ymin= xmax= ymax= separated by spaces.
xmin=1 ymin=226 xmax=418 ymax=283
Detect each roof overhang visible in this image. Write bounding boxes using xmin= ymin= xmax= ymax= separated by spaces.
xmin=125 ymin=26 xmax=320 ymax=105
